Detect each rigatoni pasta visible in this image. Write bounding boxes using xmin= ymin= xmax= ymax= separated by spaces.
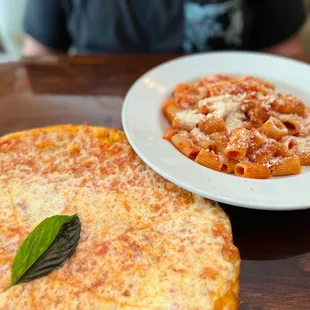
xmin=162 ymin=98 xmax=182 ymax=123
xmin=162 ymin=74 xmax=310 ymax=179
xmin=299 ymin=153 xmax=310 ymax=165
xmin=271 ymin=156 xmax=301 ymax=176
xmin=234 ymin=163 xmax=271 ymax=179
xmin=170 ymin=134 xmax=199 ymax=159
xmin=195 ymin=149 xmax=223 ymax=171
xmin=199 ymin=116 xmax=226 ymax=134
xmin=224 ymin=128 xmax=250 ymax=161
xmin=222 ymin=158 xmax=238 ymax=174
xmin=259 ymin=117 xmax=288 ymax=140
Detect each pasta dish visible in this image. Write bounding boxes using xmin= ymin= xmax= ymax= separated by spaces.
xmin=162 ymin=75 xmax=310 ymax=179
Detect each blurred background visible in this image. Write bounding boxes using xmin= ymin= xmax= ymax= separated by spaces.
xmin=0 ymin=0 xmax=309 ymax=61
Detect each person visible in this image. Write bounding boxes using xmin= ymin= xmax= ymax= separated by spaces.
xmin=23 ymin=0 xmax=306 ymax=57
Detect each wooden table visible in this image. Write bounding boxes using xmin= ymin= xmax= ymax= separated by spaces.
xmin=1 ymin=54 xmax=310 ymax=309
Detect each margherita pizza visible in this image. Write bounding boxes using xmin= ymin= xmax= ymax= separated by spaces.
xmin=0 ymin=125 xmax=240 ymax=309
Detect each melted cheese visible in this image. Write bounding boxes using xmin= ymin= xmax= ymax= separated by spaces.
xmin=199 ymin=95 xmax=244 ymax=132
xmin=0 ymin=125 xmax=240 ymax=310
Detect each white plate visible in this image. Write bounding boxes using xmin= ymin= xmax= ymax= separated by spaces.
xmin=122 ymin=52 xmax=310 ymax=210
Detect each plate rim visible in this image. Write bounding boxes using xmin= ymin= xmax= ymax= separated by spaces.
xmin=122 ymin=51 xmax=310 ymax=211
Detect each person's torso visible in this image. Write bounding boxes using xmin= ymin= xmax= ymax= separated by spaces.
xmin=64 ymin=0 xmax=251 ymax=54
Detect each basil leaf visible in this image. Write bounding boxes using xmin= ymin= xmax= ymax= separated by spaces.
xmin=12 ymin=214 xmax=81 ymax=285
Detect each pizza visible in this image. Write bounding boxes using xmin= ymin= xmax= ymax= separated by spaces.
xmin=0 ymin=125 xmax=240 ymax=310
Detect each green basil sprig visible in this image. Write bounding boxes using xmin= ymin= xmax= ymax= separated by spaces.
xmin=11 ymin=214 xmax=81 ymax=286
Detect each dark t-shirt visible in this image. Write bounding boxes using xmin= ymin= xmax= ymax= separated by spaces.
xmin=24 ymin=0 xmax=306 ymax=54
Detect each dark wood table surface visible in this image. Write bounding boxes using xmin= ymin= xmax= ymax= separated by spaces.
xmin=1 ymin=54 xmax=310 ymax=309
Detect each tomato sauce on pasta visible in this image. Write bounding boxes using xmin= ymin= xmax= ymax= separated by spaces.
xmin=162 ymin=75 xmax=310 ymax=179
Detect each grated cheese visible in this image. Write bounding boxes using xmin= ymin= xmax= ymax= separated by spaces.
xmin=190 ymin=128 xmax=212 ymax=145
xmin=300 ymin=113 xmax=310 ymax=136
xmin=175 ymin=110 xmax=204 ymax=128
xmin=190 ymin=128 xmax=209 ymax=141
xmin=295 ymin=136 xmax=310 ymax=153
xmin=199 ymin=95 xmax=245 ymax=132
xmin=268 ymin=157 xmax=283 ymax=166
xmin=235 ymin=128 xmax=250 ymax=149
xmin=260 ymin=94 xmax=277 ymax=110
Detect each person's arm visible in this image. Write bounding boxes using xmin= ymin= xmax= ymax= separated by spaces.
xmin=23 ymin=0 xmax=72 ymax=56
xmin=23 ymin=35 xmax=55 ymax=56
xmin=262 ymin=33 xmax=304 ymax=57
xmin=247 ymin=0 xmax=306 ymax=56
